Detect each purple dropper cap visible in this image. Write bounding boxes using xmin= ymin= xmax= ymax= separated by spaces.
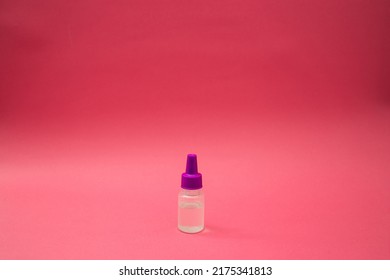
xmin=181 ymin=154 xmax=203 ymax=190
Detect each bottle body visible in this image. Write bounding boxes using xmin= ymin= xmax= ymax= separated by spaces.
xmin=178 ymin=188 xmax=204 ymax=233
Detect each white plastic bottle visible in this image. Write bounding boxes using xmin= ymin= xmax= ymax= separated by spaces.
xmin=178 ymin=154 xmax=204 ymax=233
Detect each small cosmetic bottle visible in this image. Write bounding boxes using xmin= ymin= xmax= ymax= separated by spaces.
xmin=178 ymin=154 xmax=204 ymax=233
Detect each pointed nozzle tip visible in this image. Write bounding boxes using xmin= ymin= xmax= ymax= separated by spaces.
xmin=186 ymin=154 xmax=198 ymax=174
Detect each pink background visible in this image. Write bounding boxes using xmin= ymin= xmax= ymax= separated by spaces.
xmin=1 ymin=0 xmax=389 ymax=259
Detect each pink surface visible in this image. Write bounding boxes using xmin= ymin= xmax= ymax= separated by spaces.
xmin=1 ymin=0 xmax=390 ymax=259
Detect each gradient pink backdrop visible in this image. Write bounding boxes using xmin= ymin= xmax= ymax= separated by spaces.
xmin=1 ymin=0 xmax=390 ymax=259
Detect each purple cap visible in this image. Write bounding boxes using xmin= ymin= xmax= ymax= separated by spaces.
xmin=181 ymin=154 xmax=203 ymax=190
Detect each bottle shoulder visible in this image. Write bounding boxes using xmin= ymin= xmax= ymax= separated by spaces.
xmin=179 ymin=188 xmax=204 ymax=197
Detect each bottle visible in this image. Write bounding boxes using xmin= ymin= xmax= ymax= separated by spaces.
xmin=178 ymin=154 xmax=205 ymax=233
